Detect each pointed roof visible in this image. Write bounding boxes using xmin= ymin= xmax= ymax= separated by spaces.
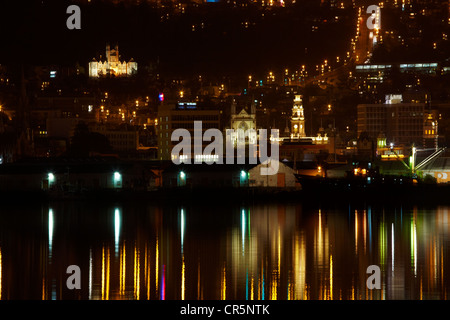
xmin=237 ymin=108 xmax=250 ymax=116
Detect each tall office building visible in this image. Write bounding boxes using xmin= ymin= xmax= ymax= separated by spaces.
xmin=357 ymin=94 xmax=438 ymax=147
xmin=157 ymin=101 xmax=221 ymax=162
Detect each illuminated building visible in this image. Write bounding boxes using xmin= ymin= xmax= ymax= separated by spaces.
xmin=423 ymin=110 xmax=439 ymax=149
xmin=357 ymin=95 xmax=437 ymax=148
xmin=229 ymin=98 xmax=257 ymax=147
xmin=157 ymin=101 xmax=221 ymax=161
xmin=248 ymin=160 xmax=297 ymax=187
xmin=89 ymin=44 xmax=137 ymax=78
xmin=290 ymin=95 xmax=306 ymax=139
xmin=354 ymin=63 xmax=439 ymax=83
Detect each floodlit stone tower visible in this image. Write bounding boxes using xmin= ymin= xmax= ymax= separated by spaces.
xmin=290 ymin=95 xmax=306 ymax=139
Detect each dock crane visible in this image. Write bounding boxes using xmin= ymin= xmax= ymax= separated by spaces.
xmin=390 ymin=143 xmax=446 ymax=177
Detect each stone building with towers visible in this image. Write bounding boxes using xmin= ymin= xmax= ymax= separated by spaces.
xmin=229 ymin=98 xmax=257 ymax=147
xmin=88 ymin=44 xmax=137 ymax=78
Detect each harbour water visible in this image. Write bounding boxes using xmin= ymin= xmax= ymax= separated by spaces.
xmin=0 ymin=199 xmax=449 ymax=300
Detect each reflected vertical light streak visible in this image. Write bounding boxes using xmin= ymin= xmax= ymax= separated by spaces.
xmin=89 ymin=248 xmax=93 ymax=300
xmin=251 ymin=276 xmax=254 ymax=300
xmin=242 ymin=210 xmax=246 ymax=256
xmin=380 ymin=221 xmax=386 ymax=267
xmin=42 ymin=276 xmax=45 ymax=300
xmin=363 ymin=210 xmax=367 ymax=252
xmin=120 ymin=242 xmax=126 ymax=296
xmin=368 ymin=207 xmax=372 ymax=251
xmin=246 ymin=269 xmax=249 ymax=300
xmin=49 ymin=209 xmax=54 ymax=259
xmin=330 ymin=254 xmax=333 ymax=300
xmin=411 ymin=215 xmax=417 ymax=276
xmin=107 ymin=247 xmax=110 ymax=300
xmin=146 ymin=243 xmax=150 ymax=300
xmin=317 ymin=209 xmax=323 ymax=266
xmin=181 ymin=208 xmax=185 ymax=254
xmin=156 ymin=237 xmax=159 ymax=296
xmin=181 ymin=208 xmax=185 ymax=300
xmin=181 ymin=256 xmax=185 ymax=300
xmin=161 ymin=265 xmax=166 ymax=300
xmin=221 ymin=262 xmax=226 ymax=300
xmin=441 ymin=246 xmax=444 ymax=298
xmin=102 ymin=246 xmax=105 ymax=300
xmin=414 ymin=222 xmax=417 ymax=277
xmin=277 ymin=228 xmax=281 ymax=276
xmin=296 ymin=233 xmax=306 ymax=300
xmin=392 ymin=223 xmax=394 ymax=272
xmin=48 ymin=208 xmax=56 ymax=300
xmin=134 ymin=245 xmax=140 ymax=300
xmin=355 ymin=210 xmax=358 ymax=253
xmin=115 ymin=208 xmax=121 ymax=255
xmin=287 ymin=276 xmax=291 ymax=301
xmin=261 ymin=266 xmax=265 ymax=300
xmin=101 ymin=246 xmax=110 ymax=300
xmin=271 ymin=271 xmax=277 ymax=300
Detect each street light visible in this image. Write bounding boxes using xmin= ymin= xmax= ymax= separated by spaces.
xmin=240 ymin=170 xmax=249 ymax=187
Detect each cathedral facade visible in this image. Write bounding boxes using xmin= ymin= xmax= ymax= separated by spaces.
xmin=229 ymin=99 xmax=257 ymax=146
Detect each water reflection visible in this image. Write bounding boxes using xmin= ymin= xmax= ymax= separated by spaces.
xmin=0 ymin=202 xmax=449 ymax=300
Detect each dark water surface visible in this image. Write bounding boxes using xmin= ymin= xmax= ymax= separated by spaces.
xmin=0 ymin=200 xmax=449 ymax=300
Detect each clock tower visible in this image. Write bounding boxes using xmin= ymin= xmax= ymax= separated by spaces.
xmin=290 ymin=95 xmax=306 ymax=139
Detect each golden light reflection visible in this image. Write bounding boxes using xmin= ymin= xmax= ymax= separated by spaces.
xmin=293 ymin=233 xmax=306 ymax=300
xmin=277 ymin=227 xmax=281 ymax=278
xmin=330 ymin=254 xmax=333 ymax=300
xmin=270 ymin=270 xmax=277 ymax=300
xmin=102 ymin=247 xmax=105 ymax=299
xmin=156 ymin=237 xmax=159 ymax=296
xmin=317 ymin=209 xmax=323 ymax=265
xmin=42 ymin=276 xmax=45 ymax=300
xmin=146 ymin=243 xmax=150 ymax=300
xmin=101 ymin=246 xmax=110 ymax=300
xmin=315 ymin=209 xmax=329 ymax=271
xmin=120 ymin=242 xmax=126 ymax=296
xmin=107 ymin=246 xmax=111 ymax=300
xmin=181 ymin=256 xmax=185 ymax=300
xmin=221 ymin=262 xmax=226 ymax=300
xmin=134 ymin=245 xmax=140 ymax=299
xmin=7 ymin=203 xmax=450 ymax=300
xmin=250 ymin=275 xmax=254 ymax=300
